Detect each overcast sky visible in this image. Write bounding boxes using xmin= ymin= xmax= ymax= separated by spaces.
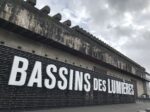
xmin=36 ymin=0 xmax=150 ymax=73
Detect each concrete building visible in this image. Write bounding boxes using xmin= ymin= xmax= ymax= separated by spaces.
xmin=0 ymin=0 xmax=149 ymax=111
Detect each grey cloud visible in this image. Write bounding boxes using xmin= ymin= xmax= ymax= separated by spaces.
xmin=123 ymin=30 xmax=150 ymax=50
xmin=134 ymin=13 xmax=150 ymax=27
xmin=112 ymin=26 xmax=134 ymax=37
xmin=107 ymin=0 xmax=150 ymax=12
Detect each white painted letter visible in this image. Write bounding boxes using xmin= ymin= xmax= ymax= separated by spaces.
xmin=45 ymin=64 xmax=57 ymax=89
xmin=93 ymin=78 xmax=98 ymax=91
xmin=84 ymin=73 xmax=91 ymax=92
xmin=69 ymin=69 xmax=74 ymax=90
xmin=58 ymin=67 xmax=68 ymax=90
xmin=8 ymin=56 xmax=28 ymax=86
xmin=74 ymin=71 xmax=83 ymax=91
xmin=108 ymin=79 xmax=112 ymax=93
xmin=28 ymin=61 xmax=42 ymax=88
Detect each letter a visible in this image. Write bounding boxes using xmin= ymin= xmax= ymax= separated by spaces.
xmin=28 ymin=61 xmax=42 ymax=88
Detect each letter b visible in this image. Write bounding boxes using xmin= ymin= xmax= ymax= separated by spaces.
xmin=8 ymin=56 xmax=29 ymax=86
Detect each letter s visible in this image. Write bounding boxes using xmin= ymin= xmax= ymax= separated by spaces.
xmin=58 ymin=67 xmax=68 ymax=90
xmin=84 ymin=73 xmax=91 ymax=92
xmin=45 ymin=64 xmax=57 ymax=89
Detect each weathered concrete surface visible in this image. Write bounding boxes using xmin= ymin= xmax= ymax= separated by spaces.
xmin=20 ymin=102 xmax=150 ymax=112
xmin=0 ymin=0 xmax=147 ymax=80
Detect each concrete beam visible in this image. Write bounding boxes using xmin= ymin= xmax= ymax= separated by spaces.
xmin=52 ymin=13 xmax=62 ymax=21
xmin=26 ymin=0 xmax=36 ymax=6
xmin=40 ymin=6 xmax=50 ymax=15
xmin=63 ymin=20 xmax=71 ymax=27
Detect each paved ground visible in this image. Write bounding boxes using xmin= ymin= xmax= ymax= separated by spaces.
xmin=21 ymin=102 xmax=150 ymax=112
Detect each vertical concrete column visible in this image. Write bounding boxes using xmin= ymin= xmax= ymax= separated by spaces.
xmin=143 ymin=80 xmax=148 ymax=97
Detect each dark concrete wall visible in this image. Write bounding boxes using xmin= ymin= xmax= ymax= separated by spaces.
xmin=0 ymin=45 xmax=135 ymax=111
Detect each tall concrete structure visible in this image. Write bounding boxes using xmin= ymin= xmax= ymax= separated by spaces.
xmin=0 ymin=0 xmax=149 ymax=111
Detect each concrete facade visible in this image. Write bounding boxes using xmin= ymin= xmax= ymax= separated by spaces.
xmin=0 ymin=0 xmax=149 ymax=111
xmin=0 ymin=26 xmax=147 ymax=97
